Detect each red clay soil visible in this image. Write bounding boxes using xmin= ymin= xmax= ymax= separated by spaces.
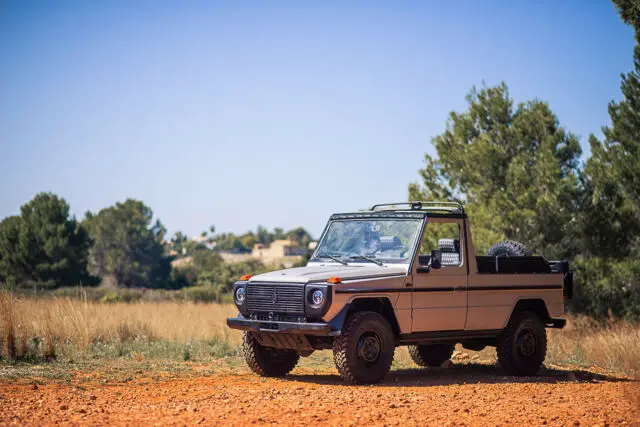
xmin=0 ymin=364 xmax=638 ymax=426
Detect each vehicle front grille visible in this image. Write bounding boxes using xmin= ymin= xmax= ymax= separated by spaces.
xmin=246 ymin=282 xmax=305 ymax=314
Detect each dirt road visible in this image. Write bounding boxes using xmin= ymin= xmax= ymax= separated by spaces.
xmin=0 ymin=363 xmax=638 ymax=426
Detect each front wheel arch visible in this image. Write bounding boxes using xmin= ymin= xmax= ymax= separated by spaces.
xmin=330 ymin=297 xmax=401 ymax=337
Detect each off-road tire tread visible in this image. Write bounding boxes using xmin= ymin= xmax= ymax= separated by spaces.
xmin=408 ymin=344 xmax=455 ymax=367
xmin=243 ymin=332 xmax=299 ymax=377
xmin=485 ymin=240 xmax=532 ymax=257
xmin=497 ymin=311 xmax=547 ymax=376
xmin=333 ymin=311 xmax=395 ymax=385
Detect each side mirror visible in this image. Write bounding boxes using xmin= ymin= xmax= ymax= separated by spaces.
xmin=416 ymin=254 xmax=433 ymax=274
xmin=431 ymin=249 xmax=442 ymax=270
xmin=418 ymin=254 xmax=431 ymax=267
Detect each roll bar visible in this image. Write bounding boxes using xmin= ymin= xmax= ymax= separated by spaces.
xmin=369 ymin=201 xmax=464 ymax=215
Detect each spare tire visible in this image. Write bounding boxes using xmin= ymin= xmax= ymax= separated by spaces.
xmin=485 ymin=240 xmax=531 ymax=257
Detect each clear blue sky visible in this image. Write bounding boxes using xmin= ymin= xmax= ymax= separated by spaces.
xmin=0 ymin=1 xmax=634 ymax=238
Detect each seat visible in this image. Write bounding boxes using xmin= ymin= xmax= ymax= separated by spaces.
xmin=379 ymin=236 xmax=402 ymax=251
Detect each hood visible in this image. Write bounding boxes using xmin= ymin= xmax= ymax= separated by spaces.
xmin=248 ymin=264 xmax=407 ymax=284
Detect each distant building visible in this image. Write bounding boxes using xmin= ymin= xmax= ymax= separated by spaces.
xmin=172 ymin=238 xmax=318 ymax=269
xmin=251 ymin=239 xmax=307 ymax=265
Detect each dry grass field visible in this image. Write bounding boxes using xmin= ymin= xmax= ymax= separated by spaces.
xmin=0 ymin=292 xmax=243 ymax=363
xmin=1 ymin=291 xmax=639 ymax=425
xmin=1 ymin=290 xmax=639 ymax=377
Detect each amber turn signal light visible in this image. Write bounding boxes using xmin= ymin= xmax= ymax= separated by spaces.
xmin=327 ymin=277 xmax=342 ymax=284
xmin=239 ymin=274 xmax=253 ymax=281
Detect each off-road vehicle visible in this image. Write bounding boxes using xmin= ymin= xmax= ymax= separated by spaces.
xmin=227 ymin=202 xmax=572 ymax=384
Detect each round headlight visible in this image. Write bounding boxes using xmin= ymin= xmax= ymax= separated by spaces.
xmin=235 ymin=287 xmax=246 ymax=304
xmin=311 ymin=289 xmax=324 ymax=306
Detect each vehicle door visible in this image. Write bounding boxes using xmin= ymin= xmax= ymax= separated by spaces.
xmin=410 ymin=217 xmax=468 ymax=332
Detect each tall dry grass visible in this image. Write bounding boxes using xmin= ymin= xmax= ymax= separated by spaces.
xmin=0 ymin=291 xmax=17 ymax=360
xmin=548 ymin=315 xmax=640 ymax=376
xmin=0 ymin=291 xmax=243 ymax=361
xmin=0 ymin=291 xmax=638 ymax=376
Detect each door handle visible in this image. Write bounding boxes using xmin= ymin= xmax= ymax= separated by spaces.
xmin=454 ymin=286 xmax=465 ymax=292
xmin=405 ymin=282 xmax=413 ymax=288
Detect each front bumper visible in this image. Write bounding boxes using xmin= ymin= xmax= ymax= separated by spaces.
xmin=227 ymin=315 xmax=339 ymax=336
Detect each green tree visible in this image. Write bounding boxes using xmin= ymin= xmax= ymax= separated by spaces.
xmin=214 ymin=232 xmax=250 ymax=252
xmin=0 ymin=216 xmax=26 ymax=286
xmin=410 ymin=83 xmax=582 ymax=258
xmin=212 ymin=226 xmax=309 ymax=253
xmin=171 ymin=248 xmax=267 ymax=295
xmin=583 ymin=45 xmax=640 ymax=257
xmin=256 ymin=225 xmax=270 ymax=244
xmin=84 ymin=199 xmax=167 ymax=288
xmin=170 ymin=231 xmax=189 ymax=255
xmin=574 ymin=3 xmax=640 ymax=320
xmin=0 ymin=193 xmax=89 ymax=288
xmin=240 ymin=232 xmax=257 ymax=251
xmin=192 ymin=248 xmax=224 ymax=272
xmin=196 ymin=257 xmax=266 ymax=294
xmin=286 ymin=227 xmax=313 ymax=247
xmin=613 ymin=0 xmax=640 ymax=41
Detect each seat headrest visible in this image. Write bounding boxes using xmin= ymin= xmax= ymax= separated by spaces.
xmin=379 ymin=236 xmax=402 ymax=251
xmin=438 ymin=238 xmax=460 ymax=253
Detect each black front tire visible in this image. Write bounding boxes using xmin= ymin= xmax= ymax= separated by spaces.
xmin=408 ymin=344 xmax=455 ymax=367
xmin=333 ymin=311 xmax=395 ymax=384
xmin=497 ymin=311 xmax=547 ymax=376
xmin=243 ymin=332 xmax=300 ymax=377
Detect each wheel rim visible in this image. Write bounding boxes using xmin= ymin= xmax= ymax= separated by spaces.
xmin=357 ymin=331 xmax=381 ymax=364
xmin=517 ymin=329 xmax=536 ymax=357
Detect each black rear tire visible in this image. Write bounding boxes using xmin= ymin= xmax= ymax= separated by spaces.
xmin=485 ymin=240 xmax=531 ymax=257
xmin=333 ymin=311 xmax=395 ymax=384
xmin=243 ymin=332 xmax=299 ymax=377
xmin=497 ymin=311 xmax=547 ymax=376
xmin=408 ymin=344 xmax=455 ymax=367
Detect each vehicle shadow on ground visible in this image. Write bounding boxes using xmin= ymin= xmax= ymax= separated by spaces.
xmin=286 ymin=363 xmax=634 ymax=387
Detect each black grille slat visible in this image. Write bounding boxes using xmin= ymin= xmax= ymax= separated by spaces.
xmin=246 ymin=282 xmax=305 ymax=314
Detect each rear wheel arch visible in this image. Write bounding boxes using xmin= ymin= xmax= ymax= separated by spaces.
xmin=506 ymin=299 xmax=551 ymax=327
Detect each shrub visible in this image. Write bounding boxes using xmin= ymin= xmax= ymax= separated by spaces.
xmin=179 ymin=286 xmax=220 ymax=303
xmin=570 ymin=257 xmax=640 ymax=321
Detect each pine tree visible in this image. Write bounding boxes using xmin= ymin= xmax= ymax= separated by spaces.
xmin=0 ymin=193 xmax=89 ymax=288
xmin=84 ymin=199 xmax=167 ymax=287
xmin=571 ymin=1 xmax=640 ymax=320
xmin=409 ymin=83 xmax=582 ymax=258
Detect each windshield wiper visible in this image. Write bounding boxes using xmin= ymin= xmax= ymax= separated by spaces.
xmin=349 ymin=255 xmax=385 ymax=266
xmin=314 ymin=253 xmax=348 ymax=265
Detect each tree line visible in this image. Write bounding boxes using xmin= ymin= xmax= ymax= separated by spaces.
xmin=410 ymin=0 xmax=640 ymax=320
xmin=0 ymin=195 xmax=312 ymax=294
xmin=170 ymin=225 xmax=312 ymax=255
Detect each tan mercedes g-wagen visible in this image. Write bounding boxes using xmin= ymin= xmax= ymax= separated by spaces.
xmin=227 ymin=202 xmax=572 ymax=384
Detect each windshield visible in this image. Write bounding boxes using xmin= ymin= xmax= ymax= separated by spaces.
xmin=312 ymin=219 xmax=422 ymax=264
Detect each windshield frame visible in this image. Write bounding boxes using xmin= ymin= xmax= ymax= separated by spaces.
xmin=310 ymin=214 xmax=426 ymax=265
